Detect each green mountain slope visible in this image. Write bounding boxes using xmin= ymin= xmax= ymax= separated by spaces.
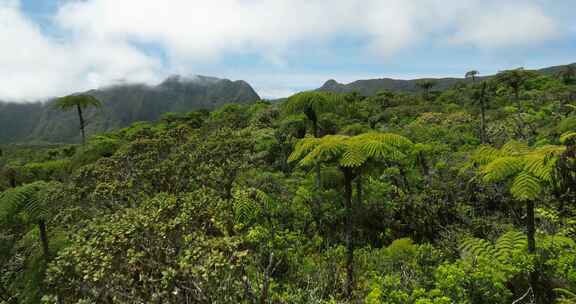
xmin=0 ymin=75 xmax=260 ymax=144
xmin=317 ymin=63 xmax=576 ymax=96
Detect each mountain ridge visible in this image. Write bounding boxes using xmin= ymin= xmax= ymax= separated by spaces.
xmin=317 ymin=63 xmax=576 ymax=96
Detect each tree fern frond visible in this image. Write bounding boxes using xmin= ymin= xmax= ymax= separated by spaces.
xmin=340 ymin=145 xmax=367 ymax=167
xmin=523 ymin=154 xmax=555 ymax=183
xmin=482 ymin=157 xmax=523 ymax=182
xmin=554 ymin=288 xmax=576 ymax=300
xmin=471 ymin=145 xmax=505 ymax=165
xmin=283 ymin=91 xmax=340 ymax=116
xmin=560 ymin=131 xmax=576 ymax=145
xmin=501 ymin=140 xmax=530 ymax=155
xmin=0 ymin=182 xmax=52 ymax=222
xmin=510 ymin=172 xmax=542 ymax=201
xmin=299 ymin=135 xmax=349 ymax=166
xmin=53 ymin=94 xmax=102 ymax=111
xmin=460 ymin=237 xmax=495 ymax=260
xmin=233 ymin=189 xmax=260 ymax=224
xmin=494 ymin=231 xmax=526 ymax=261
xmin=353 ymin=132 xmax=413 ymax=149
xmin=288 ymin=137 xmax=321 ymax=163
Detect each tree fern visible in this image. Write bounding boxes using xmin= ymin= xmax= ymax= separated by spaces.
xmin=0 ymin=182 xmax=50 ymax=221
xmin=0 ymin=181 xmax=58 ymax=259
xmin=460 ymin=237 xmax=496 ymax=260
xmin=460 ymin=231 xmax=526 ymax=262
xmin=233 ymin=188 xmax=277 ymax=226
xmin=478 ymin=140 xmax=565 ymax=201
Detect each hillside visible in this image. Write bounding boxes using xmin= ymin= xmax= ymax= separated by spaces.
xmin=317 ymin=63 xmax=576 ymax=96
xmin=0 ymin=75 xmax=260 ymax=144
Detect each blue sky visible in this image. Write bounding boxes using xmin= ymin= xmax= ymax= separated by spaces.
xmin=1 ymin=0 xmax=575 ymax=101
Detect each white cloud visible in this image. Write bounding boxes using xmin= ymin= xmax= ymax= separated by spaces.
xmin=449 ymin=1 xmax=559 ymax=48
xmin=0 ymin=0 xmax=161 ymax=101
xmin=0 ymin=0 xmax=568 ymax=100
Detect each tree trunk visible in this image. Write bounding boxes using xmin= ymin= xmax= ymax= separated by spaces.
xmin=356 ymin=174 xmax=362 ymax=206
xmin=513 ymin=87 xmax=527 ymax=139
xmin=8 ymin=174 xmax=16 ymax=188
xmin=526 ymin=200 xmax=536 ymax=253
xmin=259 ymin=253 xmax=274 ymax=304
xmin=343 ymin=168 xmax=354 ymax=299
xmin=225 ymin=185 xmax=236 ymax=236
xmin=479 ymin=82 xmax=487 ymax=144
xmin=38 ymin=220 xmax=50 ymax=260
xmin=526 ymin=200 xmax=537 ymax=291
xmin=77 ymin=104 xmax=86 ymax=146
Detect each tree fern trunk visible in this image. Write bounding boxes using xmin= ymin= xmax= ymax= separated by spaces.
xmin=513 ymin=88 xmax=527 ymax=140
xmin=343 ymin=168 xmax=354 ymax=299
xmin=526 ymin=200 xmax=536 ymax=253
xmin=480 ymin=82 xmax=487 ymax=144
xmin=356 ymin=174 xmax=362 ymax=206
xmin=77 ymin=104 xmax=86 ymax=146
xmin=38 ymin=220 xmax=50 ymax=259
xmin=526 ymin=200 xmax=538 ymax=292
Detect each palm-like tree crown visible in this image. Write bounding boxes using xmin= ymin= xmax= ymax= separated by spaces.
xmin=53 ymin=94 xmax=102 ymax=111
xmin=415 ymin=80 xmax=436 ymax=91
xmin=283 ymin=91 xmax=342 ymax=122
xmin=465 ymin=70 xmax=479 ymax=80
xmin=289 ymin=132 xmax=413 ymax=168
xmin=494 ymin=68 xmax=536 ymax=91
xmin=473 ymin=141 xmax=565 ymax=201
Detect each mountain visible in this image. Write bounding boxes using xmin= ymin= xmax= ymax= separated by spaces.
xmin=318 ymin=77 xmax=465 ymax=96
xmin=317 ymin=63 xmax=576 ymax=96
xmin=0 ymin=75 xmax=260 ymax=144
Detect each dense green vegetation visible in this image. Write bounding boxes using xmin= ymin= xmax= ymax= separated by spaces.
xmin=1 ymin=67 xmax=575 ymax=303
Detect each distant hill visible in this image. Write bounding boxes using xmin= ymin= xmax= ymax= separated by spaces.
xmin=317 ymin=63 xmax=576 ymax=96
xmin=0 ymin=75 xmax=260 ymax=144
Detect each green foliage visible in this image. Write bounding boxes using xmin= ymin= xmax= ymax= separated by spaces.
xmin=52 ymin=95 xmax=102 ymax=112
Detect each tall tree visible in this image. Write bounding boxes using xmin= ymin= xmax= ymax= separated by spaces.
xmin=474 ymin=140 xmax=566 ymax=289
xmin=495 ymin=68 xmax=535 ymax=110
xmin=283 ymin=92 xmax=341 ymax=187
xmin=556 ymin=65 xmax=576 ymax=85
xmin=495 ymin=68 xmax=536 ymax=139
xmin=289 ymin=132 xmax=413 ymax=299
xmin=416 ymin=80 xmax=436 ymax=100
xmin=465 ymin=70 xmax=479 ymax=82
xmin=466 ymin=70 xmax=489 ymax=143
xmin=53 ymin=94 xmax=102 ymax=145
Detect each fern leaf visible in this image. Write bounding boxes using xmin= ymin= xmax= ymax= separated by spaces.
xmin=482 ymin=157 xmax=523 ymax=182
xmin=494 ymin=231 xmax=526 ymax=261
xmin=510 ymin=172 xmax=541 ymax=201
xmin=560 ymin=131 xmax=576 ymax=145
xmin=460 ymin=237 xmax=495 ymax=260
xmin=501 ymin=140 xmax=530 ymax=155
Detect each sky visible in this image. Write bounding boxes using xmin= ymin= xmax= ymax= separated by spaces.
xmin=0 ymin=0 xmax=575 ymax=101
